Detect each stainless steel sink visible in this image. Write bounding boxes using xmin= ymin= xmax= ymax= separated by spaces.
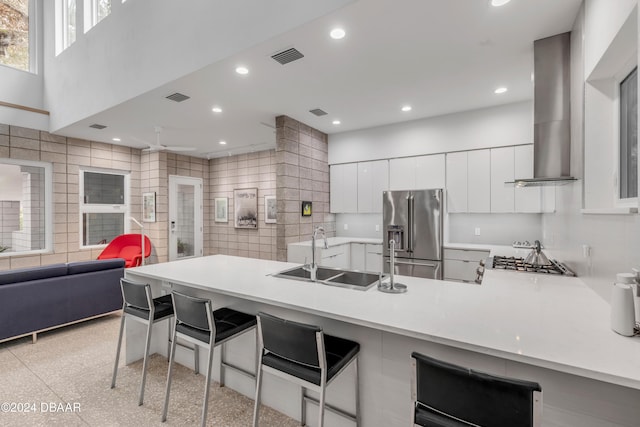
xmin=272 ymin=265 xmax=385 ymax=291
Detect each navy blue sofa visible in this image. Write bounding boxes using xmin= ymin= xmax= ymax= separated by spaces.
xmin=0 ymin=258 xmax=125 ymax=343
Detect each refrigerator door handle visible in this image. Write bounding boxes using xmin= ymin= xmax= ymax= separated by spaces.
xmin=386 ymin=259 xmax=437 ymax=268
xmin=407 ymin=194 xmax=414 ymax=252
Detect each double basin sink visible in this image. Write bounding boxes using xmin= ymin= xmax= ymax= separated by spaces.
xmin=272 ymin=265 xmax=384 ymax=291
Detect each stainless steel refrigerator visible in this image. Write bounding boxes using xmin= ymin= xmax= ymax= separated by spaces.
xmin=383 ymin=189 xmax=443 ymax=279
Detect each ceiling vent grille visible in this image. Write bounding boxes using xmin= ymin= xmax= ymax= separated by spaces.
xmin=271 ymin=48 xmax=304 ymax=65
xmin=309 ymin=108 xmax=328 ymax=117
xmin=165 ymin=92 xmax=190 ymax=102
xmin=89 ymin=124 xmax=107 ymax=129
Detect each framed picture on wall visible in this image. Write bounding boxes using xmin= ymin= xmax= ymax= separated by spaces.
xmin=214 ymin=197 xmax=228 ymax=223
xmin=301 ymin=201 xmax=312 ymax=217
xmin=234 ymin=188 xmax=258 ymax=229
xmin=142 ymin=192 xmax=156 ymax=222
xmin=265 ymin=195 xmax=276 ymax=224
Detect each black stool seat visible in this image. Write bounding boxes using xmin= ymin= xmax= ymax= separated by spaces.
xmin=175 ymin=307 xmax=256 ymax=344
xmin=415 ymin=404 xmax=465 ymax=427
xmin=262 ymin=334 xmax=359 ymax=386
xmin=124 ymin=294 xmax=174 ymax=320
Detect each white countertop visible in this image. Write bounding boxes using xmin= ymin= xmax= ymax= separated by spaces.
xmin=129 ymin=255 xmax=640 ymax=390
xmin=290 ymin=236 xmax=383 ymax=247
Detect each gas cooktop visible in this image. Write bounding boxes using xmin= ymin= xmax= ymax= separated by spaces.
xmin=486 ymin=256 xmax=576 ymax=277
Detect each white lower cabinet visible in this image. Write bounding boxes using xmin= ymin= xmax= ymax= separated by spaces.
xmin=443 ymin=248 xmax=489 ymax=284
xmin=365 ymin=243 xmax=383 ymax=272
xmin=350 ymin=243 xmax=366 ymax=271
xmin=320 ymin=244 xmax=350 ymax=269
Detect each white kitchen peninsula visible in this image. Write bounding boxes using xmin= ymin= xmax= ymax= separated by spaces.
xmin=126 ymin=255 xmax=640 ymax=427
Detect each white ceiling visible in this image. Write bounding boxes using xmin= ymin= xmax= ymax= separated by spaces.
xmin=59 ymin=0 xmax=582 ymax=158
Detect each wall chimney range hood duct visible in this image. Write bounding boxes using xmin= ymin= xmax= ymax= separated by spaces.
xmin=512 ymin=32 xmax=577 ymax=187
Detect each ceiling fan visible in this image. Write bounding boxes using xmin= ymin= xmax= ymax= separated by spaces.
xmin=141 ymin=126 xmax=196 ymax=153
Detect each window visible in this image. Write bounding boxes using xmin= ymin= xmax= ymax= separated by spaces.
xmin=84 ymin=0 xmax=110 ymax=32
xmin=619 ymin=67 xmax=638 ymax=202
xmin=0 ymin=159 xmax=52 ymax=256
xmin=0 ymin=0 xmax=34 ymax=71
xmin=79 ymin=169 xmax=129 ymax=248
xmin=62 ymin=0 xmax=76 ymax=50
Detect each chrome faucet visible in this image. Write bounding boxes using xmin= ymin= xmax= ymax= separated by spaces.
xmin=310 ymin=226 xmax=328 ymax=281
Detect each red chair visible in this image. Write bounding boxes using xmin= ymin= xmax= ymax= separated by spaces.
xmin=98 ymin=234 xmax=151 ymax=268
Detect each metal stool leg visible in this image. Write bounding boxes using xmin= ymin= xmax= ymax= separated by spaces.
xmin=252 ymin=353 xmax=264 ymax=427
xmin=161 ymin=320 xmax=179 ymax=422
xmin=111 ymin=311 xmax=126 ymax=389
xmin=318 ymin=384 xmax=326 ymax=427
xmin=355 ymin=356 xmax=360 ymax=426
xmin=220 ymin=342 xmax=226 ymax=387
xmin=138 ymin=320 xmax=153 ymax=406
xmin=201 ymin=344 xmax=215 ymax=427
xmin=300 ymin=387 xmax=306 ymax=426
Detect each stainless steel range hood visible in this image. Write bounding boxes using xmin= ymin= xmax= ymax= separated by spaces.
xmin=513 ymin=32 xmax=577 ymax=187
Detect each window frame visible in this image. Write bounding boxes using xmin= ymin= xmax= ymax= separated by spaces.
xmin=78 ymin=167 xmax=130 ymax=249
xmin=614 ymin=59 xmax=638 ymax=208
xmin=0 ymin=158 xmax=53 ymax=257
xmin=0 ymin=0 xmax=37 ymax=73
xmin=83 ymin=0 xmax=111 ymax=33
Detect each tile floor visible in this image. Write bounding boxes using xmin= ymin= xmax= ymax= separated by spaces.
xmin=0 ymin=314 xmax=298 ymax=426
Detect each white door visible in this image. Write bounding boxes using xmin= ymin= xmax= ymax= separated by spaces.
xmin=169 ymin=176 xmax=203 ymax=261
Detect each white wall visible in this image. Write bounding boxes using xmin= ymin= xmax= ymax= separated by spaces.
xmin=543 ymin=0 xmax=640 ymax=302
xmin=336 ymin=213 xmax=383 ymax=239
xmin=42 ymin=0 xmax=353 ymax=132
xmin=328 ymin=101 xmax=532 ymax=164
xmin=448 ymin=214 xmax=542 ymax=246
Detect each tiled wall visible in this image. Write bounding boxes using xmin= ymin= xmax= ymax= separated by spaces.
xmin=0 ymin=201 xmax=20 ymax=248
xmin=0 ymin=124 xmax=142 ymax=270
xmin=209 ymin=151 xmax=277 ymax=260
xmin=275 ymin=115 xmax=335 ymax=261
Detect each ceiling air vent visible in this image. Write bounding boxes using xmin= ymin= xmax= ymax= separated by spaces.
xmin=89 ymin=124 xmax=107 ymax=130
xmin=165 ymin=92 xmax=190 ymax=102
xmin=271 ymin=48 xmax=304 ymax=65
xmin=309 ymin=108 xmax=328 ymax=117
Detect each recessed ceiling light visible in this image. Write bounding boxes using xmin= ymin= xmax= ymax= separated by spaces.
xmin=235 ymin=66 xmax=249 ymax=75
xmin=219 ymin=140 xmax=227 ymax=145
xmin=494 ymin=87 xmax=508 ymax=94
xmin=401 ymin=105 xmax=412 ymax=112
xmin=330 ymin=28 xmax=346 ymax=40
xmin=212 ymin=107 xmax=222 ymax=113
xmin=491 ymin=0 xmax=511 ymax=6
xmin=332 ymin=120 xmax=341 ymax=125
xmin=112 ymin=137 xmax=121 ymax=142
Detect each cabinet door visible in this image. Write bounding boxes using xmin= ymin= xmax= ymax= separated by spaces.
xmin=514 ymin=145 xmax=541 ymax=213
xmin=446 ymin=152 xmax=467 ymax=213
xmin=365 ymin=244 xmax=383 ymax=272
xmin=389 ymin=157 xmax=415 ymax=190
xmin=322 ymin=245 xmax=349 ymax=269
xmin=330 ymin=163 xmax=358 ymax=213
xmin=358 ymin=160 xmax=388 ymax=213
xmin=490 ymin=147 xmax=515 ymax=213
xmin=350 ymin=243 xmax=366 ymax=271
xmin=416 ymin=154 xmax=445 ymax=189
xmin=467 ymin=150 xmax=491 ymax=213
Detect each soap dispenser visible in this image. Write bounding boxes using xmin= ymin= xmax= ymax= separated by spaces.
xmin=611 ymin=273 xmax=636 ymax=336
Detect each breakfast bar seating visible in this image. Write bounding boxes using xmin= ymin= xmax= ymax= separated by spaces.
xmin=111 ymin=278 xmax=175 ymax=406
xmin=161 ymin=291 xmax=257 ymax=427
xmin=252 ymin=312 xmax=360 ymax=427
xmin=410 ymin=351 xmax=542 ymax=427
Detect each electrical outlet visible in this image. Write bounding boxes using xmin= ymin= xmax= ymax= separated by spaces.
xmin=375 ymin=224 xmax=380 ymax=232
xmin=582 ymin=244 xmax=591 ymax=258
xmin=343 ymin=224 xmax=348 ymax=230
xmin=474 ymin=227 xmax=481 ymax=236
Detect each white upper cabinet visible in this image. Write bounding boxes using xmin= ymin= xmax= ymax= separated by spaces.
xmin=390 ymin=154 xmax=445 ymax=190
xmin=445 ymin=152 xmax=468 ymax=213
xmin=357 ymin=160 xmax=389 ymax=213
xmin=467 ymin=150 xmax=491 ymax=213
xmin=330 ymin=163 xmax=358 ymax=213
xmin=490 ymin=147 xmax=515 ymax=213
xmin=514 ymin=145 xmax=541 ymax=213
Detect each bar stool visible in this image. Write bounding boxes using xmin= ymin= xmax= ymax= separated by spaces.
xmin=111 ymin=277 xmax=174 ymax=406
xmin=411 ymin=351 xmax=542 ymax=427
xmin=161 ymin=291 xmax=257 ymax=427
xmin=252 ymin=312 xmax=360 ymax=427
